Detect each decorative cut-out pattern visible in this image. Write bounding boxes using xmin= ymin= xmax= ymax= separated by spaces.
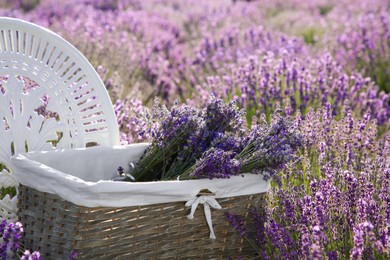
xmin=0 ymin=74 xmax=64 ymax=163
xmin=0 ymin=18 xmax=119 ymax=220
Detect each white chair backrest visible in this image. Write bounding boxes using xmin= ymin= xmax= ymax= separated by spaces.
xmin=0 ymin=17 xmax=119 ymax=220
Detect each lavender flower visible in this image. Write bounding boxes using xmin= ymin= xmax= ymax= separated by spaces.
xmin=310 ymin=243 xmax=323 ymax=260
xmin=210 ymin=132 xmax=245 ymax=154
xmin=332 ymin=10 xmax=390 ymax=93
xmin=326 ymin=250 xmax=338 ymax=260
xmin=203 ymin=96 xmax=246 ymax=134
xmin=238 ymin=112 xmax=303 ymax=178
xmin=114 ymin=98 xmax=152 ymax=145
xmin=227 ymin=103 xmax=390 ymax=259
xmin=131 ymin=99 xmax=202 ymax=181
xmin=0 ymin=220 xmax=24 ymax=258
xmin=225 ymin=212 xmax=247 ymax=237
xmin=191 ymin=148 xmax=241 ymax=179
xmin=0 ymin=219 xmax=6 ymax=238
xmin=68 ymin=250 xmax=77 ymax=260
xmin=165 ymin=96 xmax=245 ymax=179
xmin=351 ymin=223 xmax=366 ymax=259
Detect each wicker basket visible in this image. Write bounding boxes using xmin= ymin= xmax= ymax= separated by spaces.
xmin=18 ymin=185 xmax=265 ymax=259
xmin=12 ymin=145 xmax=269 ymax=259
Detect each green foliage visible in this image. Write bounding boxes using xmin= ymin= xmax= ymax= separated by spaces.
xmin=0 ymin=187 xmax=17 ymax=199
xmin=301 ymin=27 xmax=322 ymax=45
xmin=319 ymin=5 xmax=333 ymax=16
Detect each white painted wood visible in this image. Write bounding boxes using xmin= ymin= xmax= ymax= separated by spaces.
xmin=0 ymin=17 xmax=120 ymax=220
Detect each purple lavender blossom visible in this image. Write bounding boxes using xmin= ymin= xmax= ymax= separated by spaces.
xmin=203 ymin=96 xmax=246 ymax=134
xmin=238 ymin=112 xmax=303 ymax=178
xmin=326 ymin=250 xmax=338 ymax=260
xmin=310 ymin=243 xmax=323 ymax=260
xmin=191 ymin=148 xmax=241 ymax=179
xmin=351 ymin=223 xmax=366 ymax=259
xmin=165 ymin=96 xmax=246 ymax=178
xmin=114 ymin=98 xmax=152 ymax=145
xmin=225 ymin=212 xmax=247 ymax=237
xmin=0 ymin=219 xmax=6 ymax=238
xmin=227 ymin=103 xmax=390 ymax=259
xmin=68 ymin=250 xmax=77 ymax=260
xmin=333 ymin=10 xmax=390 ymax=93
xmin=131 ymin=100 xmax=202 ymax=181
xmin=0 ymin=220 xmax=24 ymax=258
xmin=210 ymin=132 xmax=245 ymax=154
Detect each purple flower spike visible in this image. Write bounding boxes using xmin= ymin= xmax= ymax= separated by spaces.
xmin=192 ymin=148 xmax=241 ymax=179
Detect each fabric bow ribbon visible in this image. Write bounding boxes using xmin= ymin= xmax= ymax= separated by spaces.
xmin=185 ymin=195 xmax=222 ymax=239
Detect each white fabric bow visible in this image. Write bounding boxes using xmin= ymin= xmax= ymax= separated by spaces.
xmin=185 ymin=195 xmax=222 ymax=239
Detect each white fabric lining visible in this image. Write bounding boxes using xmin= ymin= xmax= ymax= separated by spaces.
xmin=11 ymin=144 xmax=270 ymax=207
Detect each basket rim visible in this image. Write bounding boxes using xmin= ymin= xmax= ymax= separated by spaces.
xmin=13 ymin=144 xmax=270 ymax=208
xmin=16 ymin=174 xmax=269 ymax=208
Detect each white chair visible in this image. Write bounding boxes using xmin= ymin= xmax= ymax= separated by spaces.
xmin=0 ymin=17 xmax=119 ymax=220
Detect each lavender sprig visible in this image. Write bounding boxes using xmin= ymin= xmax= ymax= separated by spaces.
xmin=237 ymin=112 xmax=303 ymax=178
xmin=0 ymin=220 xmax=24 ymax=258
xmin=163 ymin=96 xmax=246 ymax=179
xmin=190 ymin=148 xmax=241 ymax=179
xmin=130 ymin=100 xmax=202 ymax=181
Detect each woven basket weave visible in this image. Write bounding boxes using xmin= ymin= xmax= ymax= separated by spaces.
xmin=18 ymin=184 xmax=265 ymax=259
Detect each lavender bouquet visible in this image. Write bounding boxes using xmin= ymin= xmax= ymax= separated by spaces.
xmin=162 ymin=97 xmax=246 ymax=180
xmin=126 ymin=96 xmax=302 ymax=182
xmin=127 ymin=99 xmax=202 ymax=181
xmin=128 ymin=96 xmax=246 ymax=181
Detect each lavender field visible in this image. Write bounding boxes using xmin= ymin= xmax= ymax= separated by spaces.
xmin=0 ymin=0 xmax=389 ymax=259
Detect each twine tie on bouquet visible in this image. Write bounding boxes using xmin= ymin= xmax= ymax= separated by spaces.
xmin=185 ymin=191 xmax=222 ymax=239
